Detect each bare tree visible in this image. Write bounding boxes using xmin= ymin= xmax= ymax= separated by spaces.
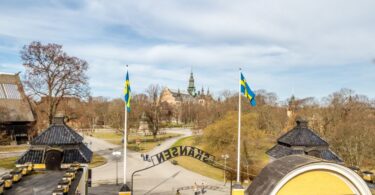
xmin=145 ymin=84 xmax=162 ymax=139
xmin=21 ymin=41 xmax=89 ymax=124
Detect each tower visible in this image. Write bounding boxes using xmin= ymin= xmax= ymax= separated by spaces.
xmin=187 ymin=71 xmax=196 ymax=97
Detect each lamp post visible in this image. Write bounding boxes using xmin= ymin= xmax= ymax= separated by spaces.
xmin=221 ymin=154 xmax=229 ymax=185
xmin=112 ymin=151 xmax=121 ymax=185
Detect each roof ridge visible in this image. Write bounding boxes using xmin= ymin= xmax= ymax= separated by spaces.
xmin=65 ymin=125 xmax=83 ymax=142
xmin=78 ymin=143 xmax=91 ymax=162
xmin=277 ymin=126 xmax=328 ymax=146
xmin=31 ymin=123 xmax=83 ymax=145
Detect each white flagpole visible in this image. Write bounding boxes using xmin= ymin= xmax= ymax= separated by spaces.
xmin=237 ymin=68 xmax=241 ymax=183
xmin=124 ymin=65 xmax=128 ymax=186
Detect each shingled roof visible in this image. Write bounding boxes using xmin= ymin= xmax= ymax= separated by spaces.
xmin=0 ymin=73 xmax=35 ymax=122
xmin=31 ymin=117 xmax=83 ymax=145
xmin=267 ymin=144 xmax=304 ymax=158
xmin=267 ymin=119 xmax=342 ymax=162
xmin=277 ymin=120 xmax=328 ymax=147
xmin=16 ymin=149 xmax=44 ymax=164
xmin=62 ymin=143 xmax=92 ymax=163
xmin=17 ymin=116 xmax=92 ymax=164
xmin=17 ymin=144 xmax=93 ymax=164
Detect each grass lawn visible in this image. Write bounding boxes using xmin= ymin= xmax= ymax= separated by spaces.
xmin=171 ymin=136 xmax=225 ymax=181
xmin=0 ymin=145 xmax=29 ymax=152
xmin=89 ymin=153 xmax=108 ymax=168
xmin=92 ymin=131 xmax=181 ymax=152
xmin=0 ymin=153 xmax=107 ymax=170
xmin=92 ymin=132 xmax=123 ymax=145
xmin=0 ymin=156 xmax=18 ymax=169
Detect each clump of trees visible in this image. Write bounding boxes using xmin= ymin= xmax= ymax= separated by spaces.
xmin=199 ymin=88 xmax=375 ymax=181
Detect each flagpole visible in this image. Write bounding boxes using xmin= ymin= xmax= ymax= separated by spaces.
xmin=124 ymin=65 xmax=128 ymax=186
xmin=237 ymin=68 xmax=241 ymax=183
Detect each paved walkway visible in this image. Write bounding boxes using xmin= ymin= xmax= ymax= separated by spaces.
xmin=5 ymin=171 xmax=64 ymax=195
xmin=87 ymin=128 xmax=229 ymax=195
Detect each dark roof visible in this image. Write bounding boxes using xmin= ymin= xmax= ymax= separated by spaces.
xmin=167 ymin=88 xmax=194 ymax=101
xmin=31 ymin=119 xmax=83 ymax=145
xmin=18 ymin=117 xmax=92 ymax=164
xmin=317 ymin=149 xmax=343 ymax=162
xmin=266 ymin=144 xmax=304 ymax=159
xmin=79 ymin=143 xmax=93 ymax=161
xmin=16 ymin=145 xmax=92 ymax=164
xmin=0 ymin=73 xmax=35 ymax=122
xmin=16 ymin=149 xmax=44 ymax=164
xmin=277 ymin=120 xmax=328 ymax=147
xmin=267 ymin=145 xmax=343 ymax=162
xmin=246 ymin=155 xmax=323 ymax=195
xmin=267 ymin=119 xmax=342 ymax=162
xmin=62 ymin=144 xmax=92 ymax=163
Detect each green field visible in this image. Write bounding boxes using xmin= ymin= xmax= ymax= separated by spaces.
xmin=170 ymin=135 xmax=273 ymax=182
xmin=171 ymin=136 xmax=225 ymax=181
xmin=89 ymin=153 xmax=107 ymax=168
xmin=0 ymin=145 xmax=29 ymax=152
xmin=0 ymin=156 xmax=18 ymax=169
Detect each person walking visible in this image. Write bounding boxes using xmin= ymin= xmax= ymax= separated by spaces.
xmin=201 ymin=182 xmax=205 ymax=194
xmin=194 ymin=182 xmax=198 ymax=195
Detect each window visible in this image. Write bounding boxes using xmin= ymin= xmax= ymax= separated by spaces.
xmin=0 ymin=85 xmax=5 ymax=99
xmin=1 ymin=84 xmax=21 ymax=99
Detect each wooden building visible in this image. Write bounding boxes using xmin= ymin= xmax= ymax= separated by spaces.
xmin=16 ymin=116 xmax=92 ymax=170
xmin=0 ymin=73 xmax=36 ymax=144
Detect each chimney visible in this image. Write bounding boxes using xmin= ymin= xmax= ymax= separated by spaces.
xmin=296 ymin=117 xmax=308 ymax=128
xmin=52 ymin=114 xmax=65 ymax=125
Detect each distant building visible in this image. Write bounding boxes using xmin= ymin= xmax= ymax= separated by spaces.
xmin=160 ymin=71 xmax=213 ymax=106
xmin=16 ymin=116 xmax=92 ymax=170
xmin=187 ymin=71 xmax=196 ymax=97
xmin=159 ymin=71 xmax=213 ymax=124
xmin=267 ymin=118 xmax=342 ymax=162
xmin=160 ymin=88 xmax=194 ymax=106
xmin=0 ymin=72 xmax=36 ymax=144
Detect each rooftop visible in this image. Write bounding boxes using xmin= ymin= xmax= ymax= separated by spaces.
xmin=266 ymin=119 xmax=342 ymax=162
xmin=0 ymin=73 xmax=35 ymax=122
xmin=277 ymin=120 xmax=328 ymax=147
xmin=31 ymin=117 xmax=83 ymax=145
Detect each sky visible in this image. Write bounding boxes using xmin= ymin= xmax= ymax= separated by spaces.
xmin=0 ymin=0 xmax=375 ymax=101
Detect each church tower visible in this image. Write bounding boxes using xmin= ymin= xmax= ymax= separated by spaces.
xmin=187 ymin=71 xmax=196 ymax=97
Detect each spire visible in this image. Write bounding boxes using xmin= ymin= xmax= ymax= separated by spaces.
xmin=187 ymin=70 xmax=196 ymax=97
xmin=207 ymin=87 xmax=210 ymax=95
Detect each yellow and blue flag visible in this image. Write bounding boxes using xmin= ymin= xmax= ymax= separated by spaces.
xmin=240 ymin=73 xmax=256 ymax=106
xmin=124 ymin=71 xmax=131 ymax=112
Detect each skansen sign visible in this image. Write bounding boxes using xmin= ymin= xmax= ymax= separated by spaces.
xmin=150 ymin=146 xmax=215 ymax=166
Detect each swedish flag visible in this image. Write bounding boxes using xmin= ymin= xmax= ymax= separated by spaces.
xmin=124 ymin=71 xmax=131 ymax=112
xmin=240 ymin=73 xmax=256 ymax=106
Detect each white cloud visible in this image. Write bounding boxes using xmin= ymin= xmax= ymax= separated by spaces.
xmin=0 ymin=0 xmax=375 ymax=99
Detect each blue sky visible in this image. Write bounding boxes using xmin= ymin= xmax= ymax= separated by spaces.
xmin=0 ymin=0 xmax=375 ymax=101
